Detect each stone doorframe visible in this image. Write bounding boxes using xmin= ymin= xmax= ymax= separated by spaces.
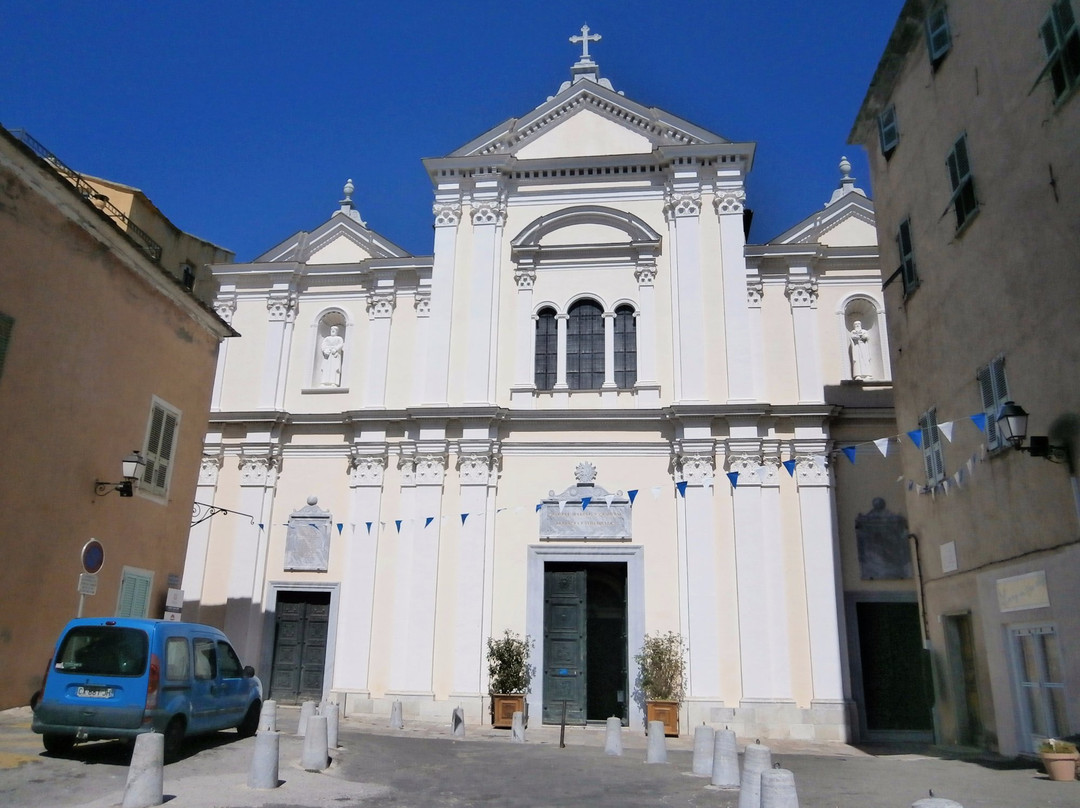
xmin=526 ymin=545 xmax=645 ymax=729
xmin=259 ymin=581 xmax=341 ymax=703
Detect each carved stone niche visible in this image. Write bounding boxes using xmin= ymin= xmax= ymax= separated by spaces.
xmin=538 ymin=461 xmax=632 ymax=541
xmin=284 ymin=496 xmax=332 ymax=572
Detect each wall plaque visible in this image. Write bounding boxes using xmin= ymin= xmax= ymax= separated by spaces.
xmin=538 ymin=462 xmax=631 ymax=541
xmin=285 ymin=496 xmax=332 ymax=571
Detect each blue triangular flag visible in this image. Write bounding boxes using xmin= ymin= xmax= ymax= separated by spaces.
xmin=365 ymin=521 xmax=373 ymax=534
xmin=907 ymin=429 xmax=923 ymax=448
xmin=425 ymin=517 xmax=434 ymax=528
xmin=581 ymin=496 xmax=592 ymax=510
xmin=461 ymin=513 xmax=468 ymax=525
xmin=258 ymin=523 xmax=264 ymax=531
xmin=394 ymin=520 xmax=402 ymax=533
xmin=535 ymin=503 xmax=542 ymax=512
xmin=627 ymin=489 xmax=638 ymax=505
xmin=727 ymin=471 xmax=739 ymax=488
xmin=842 ymin=446 xmax=857 ymax=464
xmin=782 ymin=459 xmax=796 ymax=476
xmin=970 ymin=413 xmax=987 ymax=433
xmin=676 ymin=481 xmax=688 ymax=498
xmin=336 ymin=523 xmax=343 ymax=534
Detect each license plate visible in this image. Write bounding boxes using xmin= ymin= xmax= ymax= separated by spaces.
xmin=76 ymin=686 xmax=113 ymax=699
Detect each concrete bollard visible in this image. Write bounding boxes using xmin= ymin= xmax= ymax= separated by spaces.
xmin=121 ymin=732 xmax=164 ymax=808
xmin=604 ymin=716 xmax=623 ymax=756
xmin=451 ymin=706 xmax=465 ymax=738
xmin=645 ymin=720 xmax=668 ymax=764
xmin=301 ymin=715 xmax=329 ymax=771
xmin=692 ymin=725 xmax=715 ymax=776
xmin=390 ymin=699 xmax=404 ymax=729
xmin=511 ymin=711 xmax=526 ymax=743
xmin=247 ymin=731 xmax=280 ymax=789
xmin=710 ymin=728 xmax=740 ymax=788
xmin=321 ymin=701 xmax=340 ymax=749
xmin=912 ymin=800 xmax=964 ymax=808
xmin=738 ymin=743 xmax=773 ymax=808
xmin=761 ymin=768 xmax=799 ymax=808
xmin=297 ymin=700 xmax=317 ymax=736
xmin=258 ymin=699 xmax=277 ymax=733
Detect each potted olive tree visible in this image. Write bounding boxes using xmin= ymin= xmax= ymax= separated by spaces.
xmin=486 ymin=629 xmax=534 ymax=729
xmin=1038 ymin=738 xmax=1079 ymax=781
xmin=635 ymin=630 xmax=686 ymax=737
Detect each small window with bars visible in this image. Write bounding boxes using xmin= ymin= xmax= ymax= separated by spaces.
xmin=926 ymin=4 xmax=952 ymax=68
xmin=1040 ymin=0 xmax=1080 ymax=102
xmin=977 ymin=356 xmax=1010 ymax=451
xmin=614 ymin=305 xmax=637 ymax=389
xmin=566 ymin=299 xmax=604 ymax=390
xmin=946 ymin=134 xmax=978 ymax=231
xmin=141 ymin=398 xmax=181 ymax=498
xmin=534 ymin=307 xmax=558 ymax=391
xmin=920 ymin=407 xmax=946 ymax=485
xmin=878 ymin=105 xmax=899 ymax=157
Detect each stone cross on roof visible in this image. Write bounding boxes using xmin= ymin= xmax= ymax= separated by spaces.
xmin=570 ymin=24 xmax=601 ymax=62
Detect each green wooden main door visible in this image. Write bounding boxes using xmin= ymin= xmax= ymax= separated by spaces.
xmin=543 ymin=568 xmax=587 ymax=724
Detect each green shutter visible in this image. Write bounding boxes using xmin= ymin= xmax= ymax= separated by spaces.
xmin=116 ymin=569 xmax=153 ymax=617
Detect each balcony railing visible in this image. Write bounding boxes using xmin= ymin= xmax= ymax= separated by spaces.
xmin=10 ymin=129 xmax=163 ymax=263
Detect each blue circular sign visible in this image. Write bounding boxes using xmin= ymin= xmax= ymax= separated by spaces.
xmin=81 ymin=539 xmax=104 ymax=574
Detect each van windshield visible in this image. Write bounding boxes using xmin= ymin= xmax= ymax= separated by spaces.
xmin=55 ymin=626 xmax=149 ymax=676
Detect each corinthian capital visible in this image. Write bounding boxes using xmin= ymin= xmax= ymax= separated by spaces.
xmin=367 ymin=291 xmax=395 ymax=319
xmin=676 ymin=453 xmax=715 ymax=484
xmin=238 ymin=451 xmax=281 ymax=487
xmin=266 ymin=292 xmax=298 ymax=322
xmin=433 ymin=202 xmax=462 ymax=227
xmin=514 ymin=268 xmax=536 ymax=290
xmin=349 ymin=452 xmax=386 ymax=487
xmin=794 ymin=455 xmax=830 ymax=486
xmin=198 ymin=453 xmax=222 ymax=486
xmin=470 ymin=198 xmax=506 ymax=226
xmin=785 ymin=278 xmax=819 ymax=308
xmin=213 ymin=295 xmax=236 ymax=325
xmin=665 ymin=190 xmax=702 ymax=219
xmin=714 ymin=188 xmax=746 ymax=214
xmin=458 ymin=453 xmax=500 ymax=485
xmin=415 ymin=454 xmax=447 ymax=485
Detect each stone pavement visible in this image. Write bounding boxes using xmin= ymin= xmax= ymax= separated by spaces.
xmin=2 ymin=706 xmax=1078 ymax=807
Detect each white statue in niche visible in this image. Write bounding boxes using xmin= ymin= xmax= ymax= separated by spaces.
xmin=849 ymin=320 xmax=873 ymax=381
xmin=319 ymin=325 xmax=344 ymax=387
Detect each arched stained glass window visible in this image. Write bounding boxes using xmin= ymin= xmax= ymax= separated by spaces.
xmin=567 ymin=299 xmax=604 ymax=390
xmin=614 ymin=305 xmax=636 ymax=389
xmin=534 ymin=307 xmax=558 ymax=390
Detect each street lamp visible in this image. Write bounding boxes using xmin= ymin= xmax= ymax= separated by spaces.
xmin=995 ymin=402 xmax=1066 ymax=461
xmin=94 ymin=451 xmax=146 ymax=497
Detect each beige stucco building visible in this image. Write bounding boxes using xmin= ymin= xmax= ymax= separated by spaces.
xmin=185 ymin=39 xmax=924 ymax=741
xmin=0 ymin=126 xmax=234 ymax=709
xmin=851 ymin=0 xmax=1080 ymax=755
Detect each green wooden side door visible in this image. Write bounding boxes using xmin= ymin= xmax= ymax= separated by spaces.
xmin=543 ymin=568 xmax=587 ymax=724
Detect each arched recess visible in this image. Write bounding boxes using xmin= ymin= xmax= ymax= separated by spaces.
xmin=509 ymin=207 xmax=661 ymax=403
xmin=837 ymin=293 xmax=889 ymax=382
xmin=307 ymin=307 xmax=355 ymax=390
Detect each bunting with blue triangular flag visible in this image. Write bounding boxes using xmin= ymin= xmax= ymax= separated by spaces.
xmin=627 ymin=489 xmax=638 ymax=505
xmin=676 ymin=481 xmax=687 ymax=498
xmin=970 ymin=413 xmax=987 ymax=432
xmin=727 ymin=471 xmax=739 ymax=488
xmin=581 ymin=496 xmax=592 ymax=510
xmin=365 ymin=521 xmax=373 ymax=534
xmin=842 ymin=446 xmax=857 ymax=464
xmin=425 ymin=517 xmax=434 ymax=528
xmin=782 ymin=459 xmax=796 ymax=476
xmin=907 ymin=429 xmax=923 ymax=448
xmin=395 ymin=520 xmax=402 ymax=533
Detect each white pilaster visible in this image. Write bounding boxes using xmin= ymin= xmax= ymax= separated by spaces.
xmin=364 ymin=278 xmax=395 ymax=408
xmin=452 ymin=449 xmax=497 ymax=696
xmin=210 ymin=292 xmax=236 ymax=411
xmin=425 ymin=199 xmax=461 ymax=405
xmin=759 ymin=449 xmax=792 ymax=699
xmin=410 ymin=284 xmax=431 ymax=404
xmin=715 ymin=188 xmax=754 ymax=403
xmin=676 ymin=446 xmax=721 ymax=698
xmin=464 ymin=194 xmax=504 ymax=404
xmin=667 ymin=188 xmax=706 ymax=402
xmin=182 ymin=450 xmax=221 ymax=618
xmin=510 ymin=265 xmax=536 ymax=404
xmin=786 ymin=268 xmax=824 ymax=404
xmin=259 ymin=289 xmax=296 ymax=409
xmin=225 ymin=449 xmax=279 ymax=663
xmin=794 ymin=446 xmax=845 ymax=702
xmin=633 ymin=259 xmax=660 ymax=404
xmin=555 ymin=313 xmax=569 ymax=390
xmin=333 ymin=451 xmax=386 ymax=694
xmin=747 ymin=277 xmax=766 ymax=401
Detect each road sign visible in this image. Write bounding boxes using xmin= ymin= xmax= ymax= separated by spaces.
xmin=81 ymin=539 xmax=104 ymax=574
xmin=78 ymin=573 xmax=98 ymax=596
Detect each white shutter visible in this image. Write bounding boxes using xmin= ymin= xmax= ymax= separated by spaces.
xmin=978 ymin=357 xmax=1009 ymax=450
xmin=116 ymin=567 xmax=154 ymax=617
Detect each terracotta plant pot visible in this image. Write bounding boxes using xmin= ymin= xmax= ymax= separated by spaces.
xmin=1040 ymin=752 xmax=1079 ymax=781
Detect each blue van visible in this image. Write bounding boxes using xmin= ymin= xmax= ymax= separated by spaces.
xmin=32 ymin=618 xmax=262 ymax=759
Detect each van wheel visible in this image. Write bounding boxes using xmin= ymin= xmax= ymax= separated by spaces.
xmin=42 ymin=733 xmax=75 ymax=755
xmin=237 ymin=701 xmax=261 ymax=738
xmin=163 ymin=717 xmax=186 ymax=762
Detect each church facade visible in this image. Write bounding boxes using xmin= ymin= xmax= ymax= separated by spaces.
xmin=183 ymin=36 xmax=918 ymax=741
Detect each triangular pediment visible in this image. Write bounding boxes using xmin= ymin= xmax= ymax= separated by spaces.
xmin=256 ymin=211 xmax=410 ymax=264
xmin=450 ymin=80 xmax=729 ymax=160
xmin=769 ymin=191 xmax=876 ymax=247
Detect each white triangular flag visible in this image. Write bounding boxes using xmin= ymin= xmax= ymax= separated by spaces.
xmin=875 ymin=438 xmax=891 ymax=457
xmin=939 ymin=421 xmax=955 ymax=442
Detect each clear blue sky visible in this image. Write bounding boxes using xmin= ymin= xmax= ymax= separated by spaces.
xmin=2 ymin=1 xmax=904 ymax=261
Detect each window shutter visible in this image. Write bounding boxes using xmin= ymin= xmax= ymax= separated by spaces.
xmin=897 ymin=219 xmax=918 ymax=294
xmin=141 ymin=399 xmax=181 ymax=496
xmin=878 ymin=105 xmax=899 ymax=155
xmin=0 ymin=311 xmax=13 ymax=380
xmin=926 ymin=6 xmax=952 ymax=65
xmin=978 ymin=357 xmax=1009 ymax=450
xmin=920 ymin=409 xmax=945 ymax=484
xmin=116 ymin=569 xmax=153 ymax=618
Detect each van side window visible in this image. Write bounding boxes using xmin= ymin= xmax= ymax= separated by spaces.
xmin=193 ymin=638 xmax=216 ymax=680
xmin=217 ymin=641 xmax=243 ymax=679
xmin=165 ymin=637 xmax=190 ymax=680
